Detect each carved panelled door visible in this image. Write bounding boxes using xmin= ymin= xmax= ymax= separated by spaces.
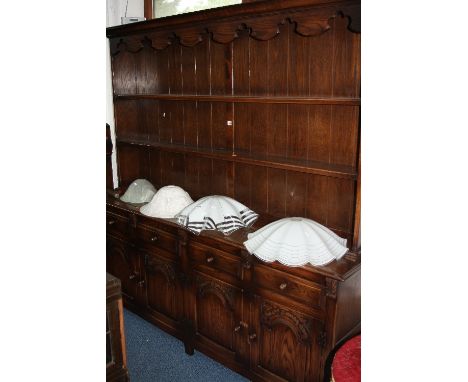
xmin=106 ymin=236 xmax=140 ymax=303
xmin=142 ymin=250 xmax=182 ymax=323
xmin=250 ymin=296 xmax=325 ymax=382
xmin=193 ymin=272 xmax=244 ymax=359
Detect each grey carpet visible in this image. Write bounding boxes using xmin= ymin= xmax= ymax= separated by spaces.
xmin=123 ymin=309 xmax=249 ymax=382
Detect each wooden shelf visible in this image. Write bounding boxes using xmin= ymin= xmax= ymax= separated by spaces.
xmin=116 ymin=138 xmax=357 ymax=180
xmin=114 ymin=94 xmax=360 ymax=106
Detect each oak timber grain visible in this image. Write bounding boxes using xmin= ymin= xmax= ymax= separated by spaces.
xmin=107 ymin=2 xmax=360 ymax=381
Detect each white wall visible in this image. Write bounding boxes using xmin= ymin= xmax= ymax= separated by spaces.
xmin=106 ymin=0 xmax=144 ymax=188
xmin=107 ymin=0 xmax=144 ymax=28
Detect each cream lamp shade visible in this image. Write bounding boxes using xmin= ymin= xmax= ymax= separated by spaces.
xmin=243 ymin=217 xmax=348 ymax=267
xmin=140 ymin=185 xmax=194 ymax=218
xmin=120 ymin=179 xmax=157 ymax=204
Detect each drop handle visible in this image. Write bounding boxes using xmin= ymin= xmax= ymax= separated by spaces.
xmin=279 ymin=282 xmax=287 ymax=290
xmin=150 ymin=235 xmax=158 ymax=242
xmin=137 ymin=280 xmax=145 ymax=287
xmin=129 ymin=274 xmax=136 ymax=280
xmin=248 ymin=333 xmax=257 ymax=344
xmin=108 ymin=220 xmax=116 ymax=226
xmin=206 ymin=256 xmax=215 ymax=264
xmin=235 ymin=321 xmax=248 ymax=333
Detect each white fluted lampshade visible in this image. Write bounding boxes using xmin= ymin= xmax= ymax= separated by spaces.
xmin=140 ymin=185 xmax=194 ymax=218
xmin=175 ymin=195 xmax=258 ymax=235
xmin=243 ymin=217 xmax=348 ymax=267
xmin=120 ymin=179 xmax=156 ymax=204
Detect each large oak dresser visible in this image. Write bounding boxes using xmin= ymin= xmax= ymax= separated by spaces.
xmin=106 ymin=1 xmax=360 ymax=381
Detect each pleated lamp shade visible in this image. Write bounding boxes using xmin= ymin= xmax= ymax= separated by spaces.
xmin=244 ymin=217 xmax=348 ymax=267
xmin=175 ymin=195 xmax=258 ymax=235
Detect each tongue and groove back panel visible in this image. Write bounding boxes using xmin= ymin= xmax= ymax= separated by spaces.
xmin=109 ymin=0 xmax=360 ymax=250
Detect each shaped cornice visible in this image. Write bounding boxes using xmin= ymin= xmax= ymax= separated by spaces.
xmin=109 ymin=4 xmax=360 ymax=56
xmin=340 ymin=3 xmax=360 ymax=33
xmin=291 ymin=12 xmax=331 ymax=37
xmin=146 ymin=30 xmax=173 ymax=50
xmin=176 ymin=27 xmax=206 ymax=47
xmin=109 ymin=37 xmax=144 ymax=56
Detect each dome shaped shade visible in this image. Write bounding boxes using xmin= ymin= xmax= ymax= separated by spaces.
xmin=140 ymin=185 xmax=194 ymax=218
xmin=243 ymin=217 xmax=348 ymax=267
xmin=120 ymin=179 xmax=156 ymax=204
xmin=175 ymin=195 xmax=258 ymax=235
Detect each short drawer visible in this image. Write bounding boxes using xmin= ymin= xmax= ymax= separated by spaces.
xmin=189 ymin=243 xmax=240 ymax=279
xmin=254 ymin=265 xmax=323 ymax=309
xmin=136 ymin=224 xmax=177 ymax=255
xmin=106 ymin=212 xmax=130 ymax=238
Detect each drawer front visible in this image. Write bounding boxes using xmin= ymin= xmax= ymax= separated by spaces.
xmin=106 ymin=212 xmax=130 ymax=238
xmin=136 ymin=224 xmax=177 ymax=256
xmin=189 ymin=243 xmax=240 ymax=279
xmin=254 ymin=265 xmax=323 ymax=309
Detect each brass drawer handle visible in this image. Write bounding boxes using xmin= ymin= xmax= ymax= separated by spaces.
xmin=138 ymin=280 xmax=145 ymax=287
xmin=108 ymin=220 xmax=116 ymax=226
xmin=234 ymin=325 xmax=241 ymax=332
xmin=150 ymin=235 xmax=158 ymax=242
xmin=129 ymin=274 xmax=136 ymax=280
xmin=248 ymin=333 xmax=257 ymax=343
xmin=206 ymin=256 xmax=215 ymax=263
xmin=279 ymin=282 xmax=287 ymax=290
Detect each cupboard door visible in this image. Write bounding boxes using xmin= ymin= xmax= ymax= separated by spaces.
xmin=250 ymin=296 xmax=325 ymax=382
xmin=193 ymin=272 xmax=243 ymax=357
xmin=143 ymin=251 xmax=182 ymax=323
xmin=106 ymin=236 xmax=140 ymax=303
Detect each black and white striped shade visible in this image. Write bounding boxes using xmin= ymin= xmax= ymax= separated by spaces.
xmin=175 ymin=195 xmax=258 ymax=235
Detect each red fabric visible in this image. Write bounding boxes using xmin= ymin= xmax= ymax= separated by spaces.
xmin=331 ymin=335 xmax=361 ymax=382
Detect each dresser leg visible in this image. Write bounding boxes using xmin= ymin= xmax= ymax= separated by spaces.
xmin=180 ymin=318 xmax=195 ymax=355
xmin=184 ymin=342 xmax=194 ymax=355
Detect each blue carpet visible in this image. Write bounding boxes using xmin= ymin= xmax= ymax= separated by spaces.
xmin=123 ymin=309 xmax=249 ymax=382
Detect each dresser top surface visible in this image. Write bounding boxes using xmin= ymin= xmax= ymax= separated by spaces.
xmin=107 ymin=192 xmax=360 ymax=281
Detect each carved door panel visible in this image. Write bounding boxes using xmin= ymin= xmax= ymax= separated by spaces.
xmin=250 ymin=296 xmax=325 ymax=382
xmin=193 ymin=272 xmax=244 ymax=357
xmin=143 ymin=251 xmax=182 ymax=322
xmin=106 ymin=236 xmax=140 ymax=303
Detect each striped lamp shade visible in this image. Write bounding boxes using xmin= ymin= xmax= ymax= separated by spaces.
xmin=175 ymin=195 xmax=258 ymax=235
